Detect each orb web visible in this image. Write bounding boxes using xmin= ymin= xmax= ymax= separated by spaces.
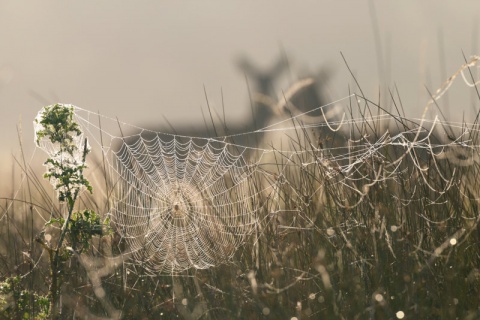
xmin=109 ymin=134 xmax=259 ymax=273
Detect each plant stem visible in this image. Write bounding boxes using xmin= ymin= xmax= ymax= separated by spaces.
xmin=48 ymin=138 xmax=88 ymax=319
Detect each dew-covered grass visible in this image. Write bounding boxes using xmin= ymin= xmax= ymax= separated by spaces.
xmin=1 ymin=56 xmax=480 ymax=319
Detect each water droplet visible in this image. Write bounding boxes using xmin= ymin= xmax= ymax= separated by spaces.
xmin=374 ymin=293 xmax=383 ymax=302
xmin=296 ymin=301 xmax=302 ymax=311
xmin=396 ymin=311 xmax=405 ymax=319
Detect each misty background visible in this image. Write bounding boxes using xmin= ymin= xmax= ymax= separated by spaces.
xmin=0 ymin=1 xmax=478 ymax=191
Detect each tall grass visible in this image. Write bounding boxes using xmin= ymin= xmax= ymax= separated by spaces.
xmin=1 ymin=58 xmax=480 ymax=319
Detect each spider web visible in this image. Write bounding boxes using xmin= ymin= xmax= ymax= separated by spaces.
xmin=73 ymin=118 xmax=269 ymax=273
xmin=37 ymin=55 xmax=480 ymax=275
xmin=110 ymin=134 xmax=260 ymax=272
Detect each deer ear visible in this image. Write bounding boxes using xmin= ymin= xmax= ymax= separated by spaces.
xmin=236 ymin=56 xmax=257 ymax=77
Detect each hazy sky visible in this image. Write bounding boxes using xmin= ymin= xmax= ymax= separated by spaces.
xmin=0 ymin=1 xmax=479 ymax=189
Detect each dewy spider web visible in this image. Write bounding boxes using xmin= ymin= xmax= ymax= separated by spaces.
xmin=36 ymin=55 xmax=480 ymax=275
xmin=72 ymin=113 xmax=267 ymax=273
xmin=110 ymin=134 xmax=259 ymax=273
xmin=66 ymin=98 xmax=358 ymax=274
xmin=68 ymin=109 xmax=467 ymax=274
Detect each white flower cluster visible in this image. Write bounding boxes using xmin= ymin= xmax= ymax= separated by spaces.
xmin=34 ymin=104 xmax=91 ymax=201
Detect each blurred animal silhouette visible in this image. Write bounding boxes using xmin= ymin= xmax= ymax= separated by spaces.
xmin=137 ymin=54 xmax=346 ymax=151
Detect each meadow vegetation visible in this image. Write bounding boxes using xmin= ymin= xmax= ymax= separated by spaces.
xmin=1 ymin=56 xmax=480 ymax=319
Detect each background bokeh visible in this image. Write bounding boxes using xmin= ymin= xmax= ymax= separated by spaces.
xmin=0 ymin=1 xmax=478 ymax=191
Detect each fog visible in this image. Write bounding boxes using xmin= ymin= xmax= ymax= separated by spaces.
xmin=0 ymin=1 xmax=478 ymax=191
